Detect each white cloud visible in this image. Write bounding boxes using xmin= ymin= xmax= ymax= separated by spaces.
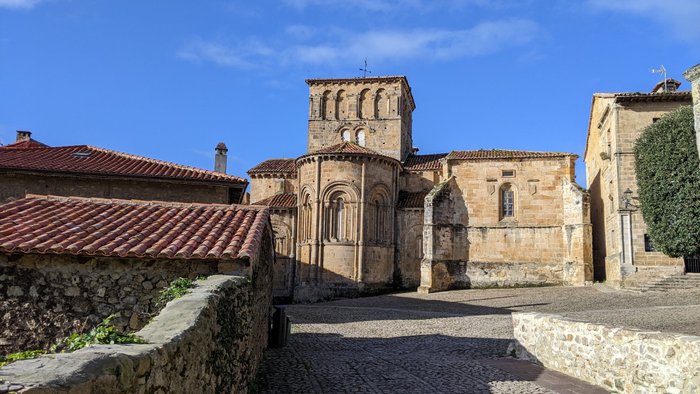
xmin=287 ymin=19 xmax=540 ymax=64
xmin=0 ymin=0 xmax=41 ymax=9
xmin=179 ymin=19 xmax=541 ymax=69
xmin=282 ymin=0 xmax=511 ymax=12
xmin=177 ymin=38 xmax=274 ymax=69
xmin=588 ymin=0 xmax=700 ymax=40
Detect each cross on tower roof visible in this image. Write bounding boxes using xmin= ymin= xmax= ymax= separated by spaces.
xmin=359 ymin=58 xmax=372 ymax=78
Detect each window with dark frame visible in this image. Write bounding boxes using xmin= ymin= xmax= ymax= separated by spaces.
xmin=644 ymin=234 xmax=655 ymax=252
xmin=501 ymin=188 xmax=514 ymax=218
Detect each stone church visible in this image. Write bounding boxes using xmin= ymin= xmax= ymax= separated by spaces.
xmin=249 ymin=76 xmax=592 ymax=302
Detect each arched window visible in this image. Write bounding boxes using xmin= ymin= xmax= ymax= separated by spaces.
xmin=341 ymin=129 xmax=350 ymax=142
xmin=321 ymin=90 xmax=332 ymax=120
xmin=323 ymin=187 xmax=357 ymax=243
xmin=359 ymin=89 xmax=371 ymax=119
xmin=367 ymin=187 xmax=390 ymax=244
xmin=357 ymin=130 xmax=366 ymax=146
xmin=374 ymin=88 xmax=387 ymax=119
xmin=300 ymin=193 xmax=312 ymax=241
xmin=335 ymin=90 xmax=346 ymax=120
xmin=335 ymin=198 xmax=344 ymax=240
xmin=500 ymin=184 xmax=515 ymax=219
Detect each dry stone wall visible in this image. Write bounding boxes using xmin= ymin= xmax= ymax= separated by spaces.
xmin=0 ymin=254 xmax=219 ymax=355
xmin=0 ymin=274 xmax=272 ymax=393
xmin=510 ymin=312 xmax=700 ymax=393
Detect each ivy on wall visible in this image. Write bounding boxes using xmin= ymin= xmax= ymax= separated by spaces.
xmin=634 ymin=106 xmax=700 ymax=257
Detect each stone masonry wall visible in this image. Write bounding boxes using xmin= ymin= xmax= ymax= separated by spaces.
xmin=0 ymin=274 xmax=273 ymax=393
xmin=0 ymin=254 xmax=221 ymax=355
xmin=510 ymin=312 xmax=700 ymax=393
xmin=0 ymin=173 xmax=232 ymax=205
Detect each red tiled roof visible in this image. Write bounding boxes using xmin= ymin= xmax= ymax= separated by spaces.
xmin=248 ymin=159 xmax=296 ymax=175
xmin=397 ymin=191 xmax=428 ymax=209
xmin=613 ymin=91 xmax=691 ymax=103
xmin=403 ymin=153 xmax=447 ymax=171
xmin=306 ymin=142 xmax=382 ymax=156
xmin=0 ymin=139 xmax=49 ymax=149
xmin=0 ymin=195 xmax=269 ymax=262
xmin=446 ymin=149 xmax=575 ymax=160
xmin=252 ymin=193 xmax=297 ymax=208
xmin=0 ymin=145 xmax=246 ymax=184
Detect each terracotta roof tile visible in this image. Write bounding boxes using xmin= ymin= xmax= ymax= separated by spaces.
xmin=0 ymin=195 xmax=269 ymax=262
xmin=397 ymin=191 xmax=428 ymax=209
xmin=248 ymin=159 xmax=297 ymax=175
xmin=0 ymin=145 xmax=246 ymax=184
xmin=0 ymin=139 xmax=49 ymax=149
xmin=403 ymin=153 xmax=447 ymax=171
xmin=613 ymin=91 xmax=691 ymax=103
xmin=252 ymin=193 xmax=297 ymax=208
xmin=307 ymin=142 xmax=382 ymax=156
xmin=446 ymin=149 xmax=575 ymax=160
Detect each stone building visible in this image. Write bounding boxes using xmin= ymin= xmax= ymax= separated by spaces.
xmin=583 ymin=80 xmax=693 ymax=286
xmin=684 ymin=63 xmax=700 ymax=157
xmin=250 ymin=76 xmax=592 ymax=301
xmin=0 ymin=131 xmax=247 ymax=204
xmin=0 ymin=194 xmax=273 ymax=354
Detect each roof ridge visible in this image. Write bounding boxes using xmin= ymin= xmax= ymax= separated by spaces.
xmin=24 ymin=194 xmax=264 ymax=211
xmin=85 ymin=145 xmax=246 ymax=183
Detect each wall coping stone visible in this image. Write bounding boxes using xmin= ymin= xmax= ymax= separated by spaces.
xmin=510 ymin=311 xmax=700 ymax=393
xmin=0 ymin=274 xmax=248 ymax=391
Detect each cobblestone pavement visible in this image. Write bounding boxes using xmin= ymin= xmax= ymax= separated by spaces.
xmin=256 ymin=286 xmax=700 ymax=393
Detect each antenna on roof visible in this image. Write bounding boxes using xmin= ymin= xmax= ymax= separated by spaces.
xmin=359 ymin=58 xmax=372 ymax=78
xmin=651 ymin=65 xmax=668 ymax=91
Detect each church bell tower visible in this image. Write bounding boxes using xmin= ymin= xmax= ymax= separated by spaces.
xmin=306 ymin=76 xmax=416 ymax=161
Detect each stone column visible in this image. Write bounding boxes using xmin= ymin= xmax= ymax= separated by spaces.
xmin=683 ymin=63 xmax=700 ymax=158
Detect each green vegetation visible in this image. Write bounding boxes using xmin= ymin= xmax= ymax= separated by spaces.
xmin=0 ymin=349 xmax=46 ymax=367
xmin=155 ymin=277 xmax=200 ymax=308
xmin=51 ymin=315 xmax=145 ymax=353
xmin=634 ymin=106 xmax=700 ymax=257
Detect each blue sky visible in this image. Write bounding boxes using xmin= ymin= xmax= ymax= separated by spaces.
xmin=1 ymin=0 xmax=699 ymax=185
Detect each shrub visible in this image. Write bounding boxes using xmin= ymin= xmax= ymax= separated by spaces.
xmin=634 ymin=106 xmax=700 ymax=257
xmin=0 ymin=349 xmax=46 ymax=367
xmin=155 ymin=277 xmax=198 ymax=308
xmin=51 ymin=315 xmax=145 ymax=353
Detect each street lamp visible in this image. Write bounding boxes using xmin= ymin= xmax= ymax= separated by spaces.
xmin=622 ymin=188 xmax=640 ymax=209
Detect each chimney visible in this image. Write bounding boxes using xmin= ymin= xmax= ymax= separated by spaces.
xmin=16 ymin=130 xmax=32 ymax=142
xmin=651 ymin=78 xmax=681 ymax=93
xmin=215 ymin=142 xmax=228 ymax=173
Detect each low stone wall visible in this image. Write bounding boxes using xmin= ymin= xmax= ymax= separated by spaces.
xmin=0 ymin=254 xmax=220 ymax=355
xmin=0 ymin=274 xmax=272 ymax=393
xmin=510 ymin=312 xmax=700 ymax=393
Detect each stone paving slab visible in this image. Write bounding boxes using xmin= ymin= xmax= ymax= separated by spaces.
xmin=255 ymin=286 xmax=700 ymax=393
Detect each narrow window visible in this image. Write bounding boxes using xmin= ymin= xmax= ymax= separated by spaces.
xmin=501 ymin=170 xmax=515 ymax=177
xmin=335 ymin=198 xmax=344 ymax=240
xmin=357 ymin=130 xmax=366 ymax=147
xmin=341 ymin=130 xmax=350 ymax=142
xmin=644 ymin=234 xmax=655 ymax=252
xmin=501 ymin=186 xmax=514 ymax=218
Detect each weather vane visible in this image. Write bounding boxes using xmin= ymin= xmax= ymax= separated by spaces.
xmin=651 ymin=65 xmax=668 ymax=91
xmin=359 ymin=58 xmax=372 ymax=78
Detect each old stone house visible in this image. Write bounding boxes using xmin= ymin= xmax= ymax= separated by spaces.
xmin=0 ymin=131 xmax=247 ymax=204
xmin=0 ymin=194 xmax=273 ymax=355
xmin=583 ymin=79 xmax=693 ymax=286
xmin=250 ymin=76 xmax=592 ymax=302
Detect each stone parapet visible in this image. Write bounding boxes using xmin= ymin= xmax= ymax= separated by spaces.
xmin=510 ymin=312 xmax=700 ymax=393
xmin=0 ymin=275 xmax=272 ymax=393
